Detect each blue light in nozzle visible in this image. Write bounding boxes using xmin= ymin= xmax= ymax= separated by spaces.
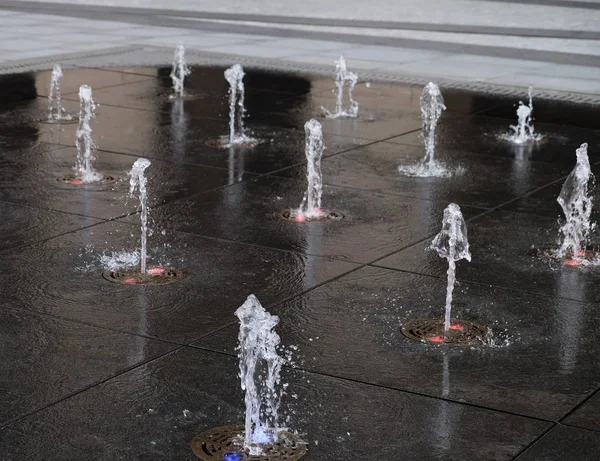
xmin=223 ymin=453 xmax=245 ymax=461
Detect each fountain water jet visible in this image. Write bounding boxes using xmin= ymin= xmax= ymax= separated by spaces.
xmin=46 ymin=64 xmax=75 ymax=122
xmin=129 ymin=158 xmax=152 ymax=274
xmin=101 ymin=158 xmax=183 ymax=285
xmin=503 ymin=86 xmax=543 ymax=144
xmin=321 ymin=56 xmax=359 ymax=118
xmin=556 ymin=143 xmax=596 ymax=264
xmin=431 ymin=203 xmax=472 ymax=333
xmin=223 ymin=64 xmax=257 ymax=147
xmin=276 ymin=119 xmax=342 ymax=222
xmin=295 ymin=119 xmax=324 ymax=219
xmin=235 ymin=294 xmax=286 ymax=456
xmin=73 ymin=85 xmax=102 ymax=183
xmin=170 ymin=43 xmax=191 ymax=98
xmin=398 ymin=82 xmax=457 ymax=177
xmin=400 ymin=203 xmax=490 ymax=346
xmin=190 ymin=296 xmax=306 ymax=460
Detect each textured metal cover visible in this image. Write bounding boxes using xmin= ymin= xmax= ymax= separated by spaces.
xmin=401 ymin=319 xmax=492 ymax=346
xmin=537 ymin=248 xmax=600 ymax=268
xmin=191 ymin=425 xmax=307 ymax=461
xmin=102 ymin=266 xmax=183 ymax=285
xmin=57 ymin=174 xmax=117 ymax=185
xmin=274 ymin=209 xmax=343 ymax=222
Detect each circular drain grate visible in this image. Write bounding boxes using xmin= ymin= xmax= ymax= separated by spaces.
xmin=537 ymin=248 xmax=600 ymax=268
xmin=102 ymin=266 xmax=184 ymax=285
xmin=57 ymin=174 xmax=117 ymax=186
xmin=274 ymin=209 xmax=344 ymax=222
xmin=401 ymin=319 xmax=491 ymax=346
xmin=191 ymin=425 xmax=306 ymax=461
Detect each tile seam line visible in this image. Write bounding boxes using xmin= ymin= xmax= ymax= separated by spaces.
xmin=366 ymin=264 xmax=592 ymax=304
xmin=2 ymin=1 xmax=600 ymax=38
xmin=3 ymin=304 xmax=185 ymax=348
xmin=560 ymin=421 xmax=600 ymax=434
xmin=511 ymin=423 xmax=558 ymax=460
xmin=0 ymin=218 xmax=110 ymax=256
xmin=0 ymin=193 xmax=110 ymax=221
xmin=0 ymin=345 xmax=185 ymax=430
xmin=35 ymin=74 xmax=155 ymax=99
xmin=126 ymin=132 xmax=417 ymax=215
xmin=558 ymin=381 xmax=600 ymax=423
xmin=186 ymin=343 xmax=556 ymax=424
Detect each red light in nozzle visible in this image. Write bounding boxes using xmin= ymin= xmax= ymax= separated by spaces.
xmin=124 ymin=278 xmax=136 ymax=283
xmin=148 ymin=267 xmax=165 ymax=275
xmin=70 ymin=179 xmax=84 ymax=185
xmin=294 ymin=215 xmax=306 ymax=222
xmin=430 ymin=335 xmax=444 ymax=343
xmin=566 ymin=259 xmax=581 ymax=267
xmin=449 ymin=324 xmax=463 ymax=331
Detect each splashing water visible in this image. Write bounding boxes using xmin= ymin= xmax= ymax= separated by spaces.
xmin=399 ymin=83 xmax=455 ymax=177
xmin=224 ymin=64 xmax=256 ymax=147
xmin=47 ymin=64 xmax=73 ymax=121
xmin=170 ymin=43 xmax=191 ymax=97
xmin=235 ymin=295 xmax=286 ymax=456
xmin=75 ymin=85 xmax=102 ymax=182
xmin=430 ymin=204 xmax=471 ymax=332
xmin=503 ymin=86 xmax=543 ymax=144
xmin=557 ymin=143 xmax=595 ymax=261
xmin=129 ymin=158 xmax=152 ymax=274
xmin=293 ymin=119 xmax=325 ymax=219
xmin=99 ymin=250 xmax=140 ymax=271
xmin=321 ymin=56 xmax=359 ymax=118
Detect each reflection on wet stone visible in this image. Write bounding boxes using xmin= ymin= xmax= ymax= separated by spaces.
xmin=0 ymin=64 xmax=598 ymax=460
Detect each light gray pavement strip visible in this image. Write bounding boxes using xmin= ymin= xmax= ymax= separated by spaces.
xmin=1 ymin=1 xmax=600 ymax=68
xmin=8 ymin=0 xmax=600 ymax=31
xmin=0 ymin=4 xmax=598 ymax=98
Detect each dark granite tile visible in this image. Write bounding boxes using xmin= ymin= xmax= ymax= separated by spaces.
xmin=134 ymin=174 xmax=485 ymax=263
xmin=0 ymin=201 xmax=101 ymax=251
xmin=194 ymin=266 xmax=600 ymax=420
xmin=376 ymin=210 xmax=600 ymax=303
xmin=60 ymin=70 xmax=309 ymax=120
xmin=480 ymin=97 xmax=600 ymax=130
xmin=0 ymin=347 xmax=550 ymax=460
xmin=1 ymin=220 xmax=358 ymax=343
xmin=564 ymin=391 xmax=600 ymax=432
xmin=93 ymin=66 xmax=161 ymax=77
xmin=273 ymin=141 xmax=569 ymax=209
xmin=0 ymin=306 xmax=175 ymax=426
xmin=0 ymin=134 xmax=62 ymax=157
xmin=0 ymin=146 xmax=240 ymax=219
xmin=516 ymin=425 xmax=600 ymax=461
xmin=305 ymin=79 xmax=508 ymax=115
xmin=500 ymin=176 xmax=600 ymax=218
xmin=386 ymin=114 xmax=505 ymax=154
xmin=386 ymin=112 xmax=599 ymax=166
xmin=33 ymin=67 xmax=153 ymax=98
xmin=0 ymin=96 xmax=365 ymax=173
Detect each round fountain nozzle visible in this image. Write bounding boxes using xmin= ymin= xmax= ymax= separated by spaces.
xmin=191 ymin=425 xmax=306 ymax=461
xmin=401 ymin=319 xmax=492 ymax=346
xmin=102 ymin=266 xmax=184 ymax=285
xmin=222 ymin=451 xmax=248 ymax=461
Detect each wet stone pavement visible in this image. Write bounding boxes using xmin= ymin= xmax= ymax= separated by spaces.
xmin=0 ymin=66 xmax=599 ymax=460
